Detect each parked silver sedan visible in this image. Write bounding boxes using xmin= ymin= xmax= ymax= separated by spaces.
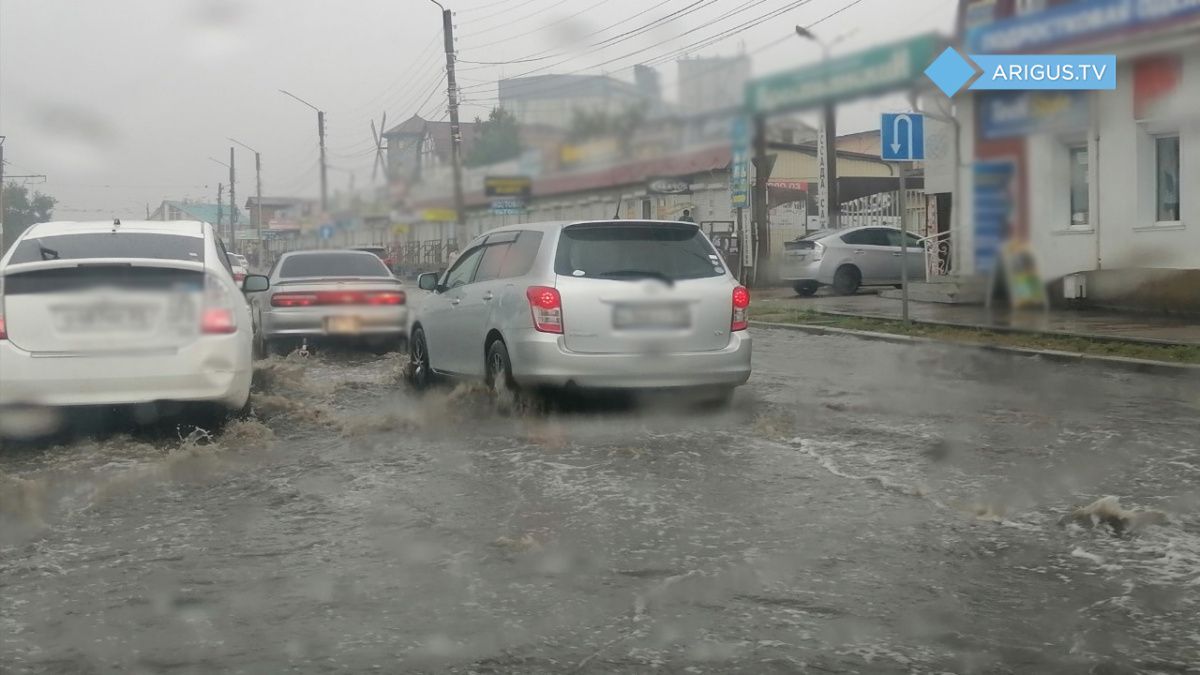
xmin=780 ymin=226 xmax=925 ymax=296
xmin=250 ymin=250 xmax=407 ymax=356
xmin=406 ymin=220 xmax=752 ymax=404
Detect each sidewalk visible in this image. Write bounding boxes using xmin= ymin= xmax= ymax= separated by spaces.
xmin=755 ymin=289 xmax=1200 ymax=346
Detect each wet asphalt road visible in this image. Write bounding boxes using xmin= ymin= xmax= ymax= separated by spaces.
xmin=2 ymin=326 xmax=1200 ymax=674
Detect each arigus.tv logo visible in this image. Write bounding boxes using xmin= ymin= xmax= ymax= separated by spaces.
xmin=924 ymin=47 xmax=1116 ymax=97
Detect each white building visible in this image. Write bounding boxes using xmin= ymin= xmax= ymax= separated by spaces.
xmin=953 ymin=0 xmax=1200 ymax=311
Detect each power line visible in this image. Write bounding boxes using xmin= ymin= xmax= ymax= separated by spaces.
xmin=465 ymin=0 xmax=612 ymax=51
xmin=457 ymin=0 xmax=712 ymax=70
xmin=458 ymin=0 xmax=779 ymax=93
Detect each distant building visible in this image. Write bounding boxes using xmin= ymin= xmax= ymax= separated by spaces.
xmin=383 ymin=114 xmax=480 ymax=183
xmin=498 ymin=74 xmax=647 ymax=129
xmin=676 ymin=55 xmax=751 ymax=115
xmin=150 ymin=199 xmax=245 ymax=227
xmin=243 ymin=196 xmax=312 ymax=230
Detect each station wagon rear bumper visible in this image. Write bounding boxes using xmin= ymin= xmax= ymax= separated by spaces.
xmin=509 ymin=329 xmax=751 ymax=389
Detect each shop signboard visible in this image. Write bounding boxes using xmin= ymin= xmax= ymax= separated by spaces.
xmin=966 ymin=0 xmax=1200 ymax=53
xmin=978 ymin=90 xmax=1089 ymax=140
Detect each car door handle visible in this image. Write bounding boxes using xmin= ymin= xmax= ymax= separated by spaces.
xmin=854 ymin=249 xmax=865 ymax=254
xmin=892 ymin=252 xmax=902 ymax=256
xmin=482 ymin=292 xmax=494 ymax=301
xmin=450 ymin=298 xmax=461 ymax=306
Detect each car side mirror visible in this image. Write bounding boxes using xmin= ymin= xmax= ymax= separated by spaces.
xmin=417 ymin=272 xmax=439 ymax=292
xmin=242 ymin=274 xmax=270 ymax=293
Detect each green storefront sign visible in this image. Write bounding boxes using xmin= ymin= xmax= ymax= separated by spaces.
xmin=746 ymin=33 xmax=941 ymax=115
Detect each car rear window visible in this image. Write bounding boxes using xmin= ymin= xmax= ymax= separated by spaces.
xmin=554 ymin=223 xmax=723 ymax=281
xmin=278 ymin=252 xmax=390 ymax=278
xmin=8 ymin=233 xmax=204 ymax=264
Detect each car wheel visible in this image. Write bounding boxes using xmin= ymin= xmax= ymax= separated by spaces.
xmin=485 ymin=339 xmax=517 ymax=413
xmin=832 ymin=266 xmax=861 ymax=295
xmin=793 ymin=281 xmax=819 ymax=297
xmin=407 ymin=327 xmax=433 ymax=391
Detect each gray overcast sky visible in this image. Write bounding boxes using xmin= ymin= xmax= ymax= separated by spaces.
xmin=0 ymin=0 xmax=956 ymax=218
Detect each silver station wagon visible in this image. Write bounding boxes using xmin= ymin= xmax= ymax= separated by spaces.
xmin=407 ymin=220 xmax=752 ymax=403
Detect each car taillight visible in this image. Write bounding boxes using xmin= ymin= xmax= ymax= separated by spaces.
xmin=0 ymin=314 xmax=7 ymax=340
xmin=201 ymin=307 xmax=236 ymax=334
xmin=202 ymin=274 xmax=238 ymax=335
xmin=813 ymin=242 xmax=825 ymax=260
xmin=271 ymin=291 xmax=405 ymax=307
xmin=526 ymin=286 xmax=563 ymax=334
xmin=271 ymin=292 xmax=318 ymax=307
xmin=731 ymin=285 xmax=750 ymax=331
xmin=233 ymin=272 xmax=246 ymax=283
xmin=364 ymin=291 xmax=406 ymax=305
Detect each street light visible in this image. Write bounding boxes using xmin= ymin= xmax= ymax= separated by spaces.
xmin=229 ymin=137 xmax=264 ymax=266
xmin=279 ymin=89 xmax=328 ymax=214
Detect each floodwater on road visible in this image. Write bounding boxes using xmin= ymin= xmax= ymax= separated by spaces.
xmin=2 ymin=327 xmax=1199 ymax=674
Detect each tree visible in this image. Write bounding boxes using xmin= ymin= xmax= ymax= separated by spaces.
xmin=2 ymin=182 xmax=57 ymax=251
xmin=567 ymin=104 xmax=645 ymax=151
xmin=465 ymin=107 xmax=521 ymax=167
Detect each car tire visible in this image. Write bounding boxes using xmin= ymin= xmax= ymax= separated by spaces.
xmin=407 ymin=327 xmax=433 ymax=391
xmin=485 ymin=339 xmax=518 ymax=413
xmin=253 ymin=327 xmax=267 ymax=360
xmin=793 ymin=281 xmax=819 ymax=297
xmin=833 ymin=266 xmax=861 ymax=295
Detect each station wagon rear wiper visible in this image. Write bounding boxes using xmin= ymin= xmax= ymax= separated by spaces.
xmin=37 ymin=241 xmax=61 ymax=260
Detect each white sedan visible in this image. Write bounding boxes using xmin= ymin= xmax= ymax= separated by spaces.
xmin=0 ymin=219 xmax=268 ymax=435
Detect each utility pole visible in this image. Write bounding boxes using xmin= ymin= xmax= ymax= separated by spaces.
xmin=229 ymin=146 xmax=237 ymax=247
xmin=230 ymin=138 xmax=265 ymax=267
xmin=317 ymin=111 xmax=328 ymax=214
xmin=280 ymin=90 xmax=329 ymax=213
xmin=0 ymin=137 xmax=6 ymax=250
xmin=796 ymin=26 xmax=843 ymax=228
xmin=217 ymin=183 xmax=224 ymax=237
xmin=750 ymin=115 xmax=775 ymax=288
xmin=431 ymin=0 xmax=467 ymax=247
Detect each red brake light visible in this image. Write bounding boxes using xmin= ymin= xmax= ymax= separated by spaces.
xmin=271 ymin=292 xmax=318 ymax=307
xmin=0 ymin=315 xmax=7 ymax=340
xmin=364 ymin=291 xmax=406 ymax=305
xmin=201 ymin=308 xmax=236 ymax=334
xmin=526 ymin=286 xmax=563 ymax=333
xmin=271 ymin=290 xmax=406 ymax=307
xmin=731 ymin=285 xmax=750 ymax=331
xmin=233 ymin=273 xmax=246 ymax=283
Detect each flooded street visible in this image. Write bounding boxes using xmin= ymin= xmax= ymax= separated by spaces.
xmin=3 ymin=327 xmax=1200 ymax=674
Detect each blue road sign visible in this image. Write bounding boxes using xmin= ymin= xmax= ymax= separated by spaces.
xmin=881 ymin=113 xmax=925 ymax=161
xmin=319 ymin=224 xmax=335 ymax=240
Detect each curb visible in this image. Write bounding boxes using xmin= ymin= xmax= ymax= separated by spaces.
xmin=750 ymin=320 xmax=1200 ymax=376
xmin=802 ymin=308 xmax=1200 ymax=348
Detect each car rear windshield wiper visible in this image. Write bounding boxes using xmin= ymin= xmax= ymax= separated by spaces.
xmin=596 ymin=269 xmax=675 ymax=286
xmin=37 ymin=242 xmax=60 ymax=260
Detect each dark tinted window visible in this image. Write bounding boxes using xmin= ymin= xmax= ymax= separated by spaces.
xmin=278 ymin=252 xmax=390 ymax=278
xmin=499 ymin=231 xmax=543 ymax=278
xmin=883 ymin=230 xmax=924 ymax=248
xmin=554 ymin=223 xmax=723 ymax=281
xmin=841 ymin=229 xmax=890 ymax=246
xmin=474 ymin=243 xmax=511 ymax=283
xmin=442 ymin=246 xmax=484 ymax=288
xmin=9 ymin=233 xmax=204 ymax=264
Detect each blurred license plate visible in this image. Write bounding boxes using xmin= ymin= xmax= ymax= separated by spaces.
xmin=613 ymin=304 xmax=689 ymax=329
xmin=55 ymin=304 xmax=154 ymax=333
xmin=326 ymin=316 xmax=362 ymax=334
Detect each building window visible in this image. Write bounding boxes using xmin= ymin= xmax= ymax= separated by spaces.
xmin=641 ymin=199 xmax=652 ymax=219
xmin=1069 ymin=146 xmax=1089 ymax=227
xmin=1156 ymin=135 xmax=1181 ymax=222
